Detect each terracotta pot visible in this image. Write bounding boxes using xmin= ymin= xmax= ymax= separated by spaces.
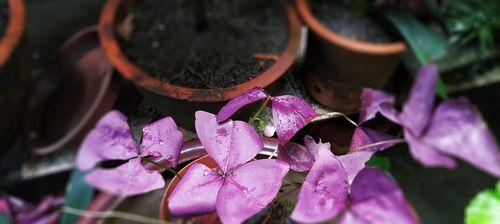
xmin=78 ymin=138 xmax=282 ymax=224
xmin=295 ymin=0 xmax=406 ymax=113
xmin=24 ymin=27 xmax=120 ymax=155
xmin=98 ymin=0 xmax=305 ymax=130
xmin=160 ymin=138 xmax=292 ymax=223
xmin=0 ymin=0 xmax=29 ymax=153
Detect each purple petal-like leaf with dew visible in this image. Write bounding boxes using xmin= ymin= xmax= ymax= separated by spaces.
xmin=277 ymin=142 xmax=315 ymax=172
xmin=85 ymin=158 xmax=164 ymax=196
xmin=399 ymin=65 xmax=437 ymax=135
xmin=359 ymin=88 xmax=398 ymax=124
xmin=76 ymin=110 xmax=137 ymax=170
xmin=404 ymin=130 xmax=456 ymax=168
xmin=139 ymin=116 xmax=183 ymax=167
xmin=350 ymin=127 xmax=398 ymax=153
xmin=0 ymin=197 xmax=12 ymax=221
xmin=337 ymin=151 xmax=374 ymax=183
xmin=216 ymin=159 xmax=289 ymax=224
xmin=195 ymin=111 xmax=263 ymax=173
xmin=303 ymin=135 xmax=330 ymax=160
xmin=168 ymin=163 xmax=223 ymax=216
xmin=291 ymin=138 xmax=349 ymax=223
xmin=423 ymin=99 xmax=500 ymax=177
xmin=217 ymin=87 xmax=268 ymax=122
xmin=339 ymin=168 xmax=419 ymax=224
xmin=271 ymin=95 xmax=318 ymax=144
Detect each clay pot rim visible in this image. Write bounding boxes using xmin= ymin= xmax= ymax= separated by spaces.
xmin=24 ymin=26 xmax=116 ymax=155
xmin=295 ymin=0 xmax=406 ymax=55
xmin=98 ymin=0 xmax=304 ymax=102
xmin=0 ymin=0 xmax=26 ymax=66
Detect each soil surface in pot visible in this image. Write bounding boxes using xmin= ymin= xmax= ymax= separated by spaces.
xmin=121 ymin=0 xmax=287 ymax=89
xmin=0 ymin=0 xmax=7 ymax=38
xmin=311 ymin=0 xmax=394 ymax=43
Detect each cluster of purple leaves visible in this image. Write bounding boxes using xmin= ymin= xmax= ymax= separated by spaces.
xmin=75 ymin=110 xmax=184 ymax=196
xmin=0 ymin=195 xmax=63 ymax=224
xmin=168 ymin=89 xmax=416 ymax=223
xmin=358 ymin=65 xmax=500 ymax=177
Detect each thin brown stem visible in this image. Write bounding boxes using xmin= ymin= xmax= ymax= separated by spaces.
xmin=351 ymin=138 xmax=406 ymax=151
xmin=310 ymin=112 xmax=358 ymax=127
xmin=61 ymin=207 xmax=167 ymax=224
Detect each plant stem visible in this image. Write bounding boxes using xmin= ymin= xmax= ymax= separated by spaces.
xmin=249 ymin=96 xmax=271 ymax=124
xmin=310 ymin=112 xmax=358 ymax=127
xmin=61 ymin=206 xmax=167 ymax=224
xmin=142 ymin=157 xmax=182 ymax=180
xmin=351 ymin=138 xmax=406 ymax=151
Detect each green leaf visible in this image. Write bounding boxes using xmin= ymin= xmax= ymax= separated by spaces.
xmin=383 ymin=9 xmax=447 ymax=64
xmin=0 ymin=214 xmax=11 ymax=224
xmin=365 ymin=155 xmax=391 ymax=171
xmin=59 ymin=169 xmax=94 ymax=224
xmin=465 ymin=181 xmax=500 ymax=224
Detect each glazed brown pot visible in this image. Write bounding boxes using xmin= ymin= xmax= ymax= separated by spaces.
xmin=78 ymin=138 xmax=281 ymax=224
xmin=24 ymin=27 xmax=120 ymax=155
xmin=0 ymin=0 xmax=29 ymax=153
xmin=295 ymin=0 xmax=406 ymax=114
xmin=99 ymin=0 xmax=305 ymax=130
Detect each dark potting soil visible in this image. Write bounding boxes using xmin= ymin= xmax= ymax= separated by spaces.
xmin=0 ymin=0 xmax=7 ymax=38
xmin=311 ymin=0 xmax=394 ymax=43
xmin=122 ymin=0 xmax=288 ymax=89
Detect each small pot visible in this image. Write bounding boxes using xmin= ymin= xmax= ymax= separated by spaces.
xmin=295 ymin=0 xmax=406 ymax=113
xmin=98 ymin=0 xmax=305 ymax=130
xmin=0 ymin=0 xmax=29 ymax=153
xmin=24 ymin=27 xmax=120 ymax=155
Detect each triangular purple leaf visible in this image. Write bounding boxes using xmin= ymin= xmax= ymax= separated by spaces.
xmin=216 ymin=159 xmax=289 ymax=224
xmin=277 ymin=142 xmax=315 ymax=172
xmin=359 ymin=88 xmax=398 ymax=124
xmin=404 ymin=130 xmax=456 ymax=168
xmin=271 ymin=95 xmax=318 ymax=144
xmin=291 ymin=138 xmax=349 ymax=223
xmin=195 ymin=111 xmax=263 ymax=173
xmin=168 ymin=163 xmax=223 ymax=216
xmin=85 ymin=158 xmax=164 ymax=196
xmin=76 ymin=110 xmax=137 ymax=170
xmin=217 ymin=87 xmax=268 ymax=122
xmin=399 ymin=65 xmax=437 ymax=135
xmin=350 ymin=127 xmax=397 ymax=153
xmin=423 ymin=99 xmax=500 ymax=177
xmin=139 ymin=116 xmax=184 ymax=168
xmin=337 ymin=151 xmax=374 ymax=183
xmin=339 ymin=168 xmax=419 ymax=224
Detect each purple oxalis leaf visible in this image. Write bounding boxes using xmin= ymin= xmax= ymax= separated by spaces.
xmin=271 ymin=95 xmax=318 ymax=144
xmin=337 ymin=151 xmax=375 ymax=183
xmin=349 ymin=127 xmax=397 ymax=153
xmin=195 ymin=111 xmax=263 ymax=173
xmin=404 ymin=129 xmax=456 ymax=168
xmin=85 ymin=158 xmax=165 ymax=196
xmin=339 ymin=168 xmax=419 ymax=224
xmin=76 ymin=110 xmax=137 ymax=170
xmin=359 ymin=88 xmax=398 ymax=124
xmin=216 ymin=159 xmax=289 ymax=224
xmin=399 ymin=65 xmax=437 ymax=135
xmin=277 ymin=142 xmax=315 ymax=172
xmin=423 ymin=99 xmax=500 ymax=177
xmin=139 ymin=116 xmax=184 ymax=167
xmin=217 ymin=87 xmax=269 ymax=122
xmin=291 ymin=138 xmax=349 ymax=223
xmin=168 ymin=163 xmax=223 ymax=216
